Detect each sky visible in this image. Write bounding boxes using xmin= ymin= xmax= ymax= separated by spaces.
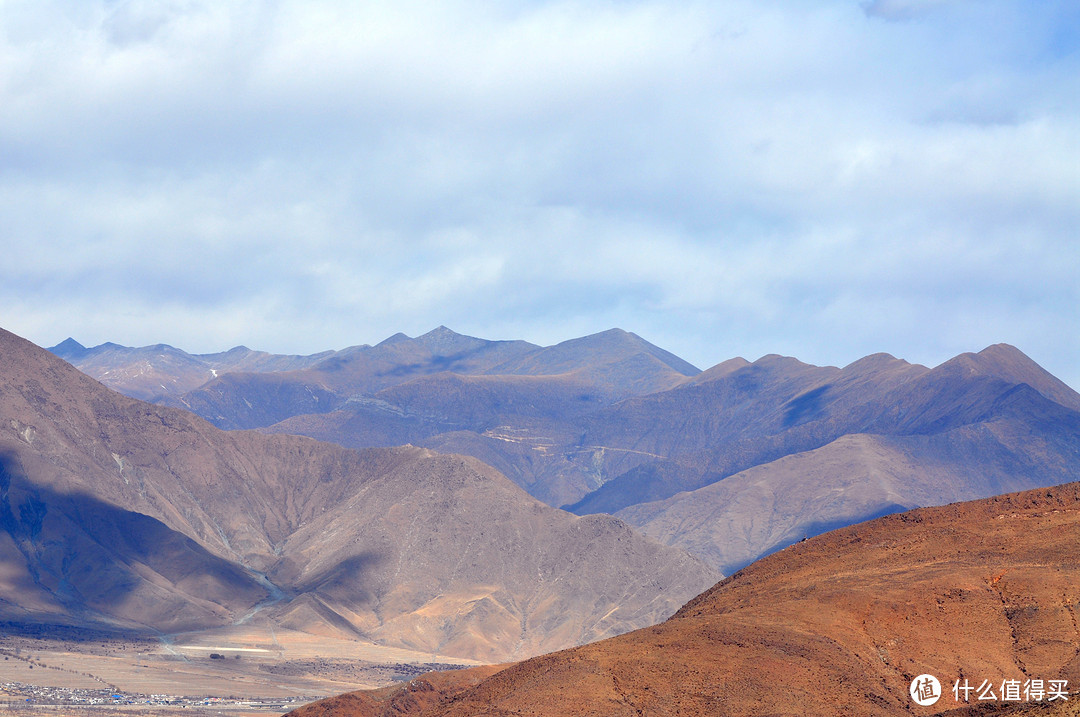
xmin=1 ymin=0 xmax=1078 ymax=387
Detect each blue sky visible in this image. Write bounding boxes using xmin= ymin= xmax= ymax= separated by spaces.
xmin=1 ymin=0 xmax=1078 ymax=387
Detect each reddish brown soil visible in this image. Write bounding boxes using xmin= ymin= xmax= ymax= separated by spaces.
xmin=289 ymin=481 xmax=1080 ymax=716
xmin=286 ymin=665 xmax=505 ymax=717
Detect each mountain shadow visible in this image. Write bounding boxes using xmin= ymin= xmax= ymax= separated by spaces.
xmin=0 ymin=449 xmax=267 ymax=633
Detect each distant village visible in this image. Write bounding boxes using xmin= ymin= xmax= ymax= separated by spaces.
xmin=0 ymin=681 xmax=309 ymax=711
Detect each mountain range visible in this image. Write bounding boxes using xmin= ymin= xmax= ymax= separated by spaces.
xmin=2 ymin=327 xmax=718 ymax=662
xmin=20 ymin=324 xmax=1080 ymax=713
xmin=52 ymin=328 xmax=1080 ymax=575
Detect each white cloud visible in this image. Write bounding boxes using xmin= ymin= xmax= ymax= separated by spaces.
xmin=0 ymin=0 xmax=1077 ymax=388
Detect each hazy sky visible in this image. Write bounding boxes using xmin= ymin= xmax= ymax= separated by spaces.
xmin=2 ymin=0 xmax=1078 ymax=386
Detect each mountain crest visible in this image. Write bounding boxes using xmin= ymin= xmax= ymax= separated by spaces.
xmin=48 ymin=337 xmax=88 ymax=360
xmin=375 ymin=332 xmax=412 ymax=347
xmin=689 ymin=357 xmax=750 ymax=384
xmin=938 ymin=343 xmax=1080 ymax=411
xmin=499 ymin=328 xmax=700 ymax=378
xmin=414 ymin=326 xmax=489 ymax=355
xmin=841 ymin=352 xmax=907 ymax=370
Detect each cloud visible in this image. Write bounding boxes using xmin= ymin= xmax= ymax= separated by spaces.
xmin=0 ymin=0 xmax=1078 ymax=388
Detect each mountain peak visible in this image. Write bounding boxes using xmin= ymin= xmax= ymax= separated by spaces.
xmin=690 ymin=357 xmax=751 ymax=384
xmin=977 ymin=342 xmax=1033 ymax=363
xmin=593 ymin=327 xmax=632 ymax=338
xmin=750 ymin=353 xmax=819 ymax=372
xmin=938 ymin=343 xmax=1080 ymax=411
xmin=575 ymin=328 xmax=643 ymax=346
xmin=49 ymin=337 xmax=88 ymax=360
xmin=421 ymin=325 xmax=457 ymax=337
xmin=4 ymin=328 xmax=102 ymax=390
xmin=375 ymin=332 xmax=412 ymax=347
xmin=844 ymin=351 xmax=902 ymax=367
xmin=206 ymin=345 xmax=253 ymax=357
xmin=414 ymin=326 xmax=488 ymax=355
xmin=840 ymin=352 xmax=921 ymax=376
xmin=562 ymin=329 xmax=700 ymax=376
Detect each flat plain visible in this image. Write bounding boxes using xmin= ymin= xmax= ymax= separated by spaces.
xmin=0 ymin=623 xmax=475 ymax=717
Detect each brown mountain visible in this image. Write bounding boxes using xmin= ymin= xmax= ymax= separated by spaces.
xmin=49 ymin=337 xmax=340 ymax=402
xmin=568 ymin=345 xmax=1080 ymax=515
xmin=566 ymin=351 xmax=930 ymax=513
xmin=485 ymin=328 xmax=700 ymax=398
xmin=559 ymin=345 xmax=1080 ymax=573
xmin=172 ymin=328 xmax=695 ymax=432
xmin=171 ymin=328 xmax=699 ymax=507
xmin=265 ymin=371 xmax=617 ymax=507
xmin=169 ymin=327 xmax=544 ymax=429
xmin=616 ymin=427 xmax=1064 ymax=574
xmin=287 ymin=480 xmax=1080 ymax=716
xmin=53 ymin=330 xmax=1080 ymax=581
xmin=1 ymin=328 xmax=718 ymax=661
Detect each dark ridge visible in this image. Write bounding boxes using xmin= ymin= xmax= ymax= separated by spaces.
xmin=47 ymin=338 xmax=88 ymax=360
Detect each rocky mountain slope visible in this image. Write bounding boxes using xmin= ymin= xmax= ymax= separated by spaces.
xmin=3 ymin=328 xmax=718 ymax=662
xmin=570 ymin=344 xmax=1080 ymax=513
xmin=55 ymin=327 xmax=702 ymax=507
xmin=595 ymin=345 xmax=1080 ymax=571
xmin=52 ymin=331 xmax=1080 ymax=577
xmin=287 ymin=480 xmax=1080 ymax=716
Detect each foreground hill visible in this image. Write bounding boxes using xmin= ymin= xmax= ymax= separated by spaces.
xmin=2 ymin=328 xmax=717 ymax=661
xmin=287 ymin=481 xmax=1080 ymax=716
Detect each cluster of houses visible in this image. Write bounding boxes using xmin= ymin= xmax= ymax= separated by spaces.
xmin=0 ymin=681 xmax=308 ymax=710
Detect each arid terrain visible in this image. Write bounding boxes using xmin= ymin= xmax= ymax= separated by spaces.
xmin=287 ymin=480 xmax=1080 ymax=716
xmin=8 ymin=326 xmax=1080 ymax=715
xmin=0 ymin=624 xmax=474 ymax=716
